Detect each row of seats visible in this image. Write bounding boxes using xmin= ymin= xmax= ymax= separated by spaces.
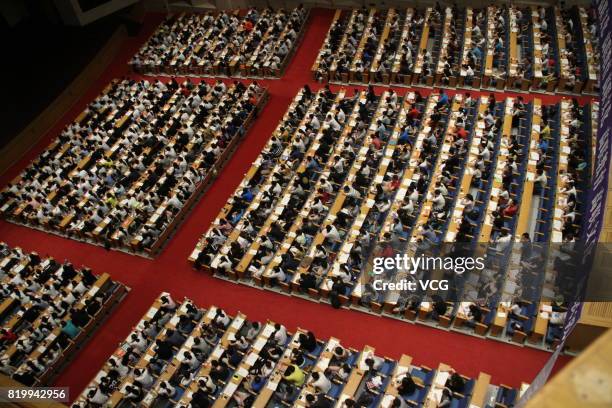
xmin=0 ymin=79 xmax=267 ymax=256
xmin=129 ymin=7 xmax=308 ymax=78
xmin=311 ymin=5 xmax=600 ymax=95
xmin=74 ymin=293 xmax=530 ymax=408
xmin=189 ymin=85 xmax=597 ymax=350
xmin=0 ymin=242 xmax=126 ymax=387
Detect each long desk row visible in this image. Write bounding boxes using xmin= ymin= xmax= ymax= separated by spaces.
xmin=74 ymin=293 xmax=530 ymax=408
xmin=313 ymin=5 xmax=600 ymax=95
xmin=188 ymin=84 xmax=598 ymax=351
xmin=0 ymin=243 xmax=127 ymax=388
xmin=130 ymin=7 xmax=309 ymax=78
xmin=0 ymin=79 xmax=268 ymax=257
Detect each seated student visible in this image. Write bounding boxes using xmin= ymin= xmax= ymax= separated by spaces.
xmin=210 ymin=359 xmax=230 ymax=382
xmin=124 ymin=381 xmax=145 ymax=403
xmin=309 ymin=371 xmax=332 ymax=393
xmin=391 ymin=396 xmax=409 ymax=408
xmin=326 ymin=362 xmax=351 ymax=382
xmin=283 ymin=363 xmax=306 ymax=387
xmin=86 ymin=386 xmax=111 ymax=406
xmin=397 ymin=373 xmax=417 ymax=396
xmin=158 ymin=380 xmax=177 ymax=399
xmin=438 ymin=388 xmax=453 ymax=408
xmin=232 ymin=377 xmax=260 ymax=407
xmin=134 ymin=367 xmax=154 ymax=389
xmin=305 ymin=393 xmax=333 ymax=408
xmin=197 ymin=375 xmax=218 ymax=395
xmin=465 ymin=304 xmax=483 ymax=327
xmin=298 ymin=331 xmax=317 ymax=353
xmin=191 ymin=387 xmax=212 ymax=408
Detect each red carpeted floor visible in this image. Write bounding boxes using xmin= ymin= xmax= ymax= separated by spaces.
xmin=0 ymin=8 xmax=594 ymax=402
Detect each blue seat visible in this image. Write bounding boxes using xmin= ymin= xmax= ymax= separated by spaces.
xmin=496 ymin=386 xmax=518 ymax=406
xmin=346 ymin=352 xmax=359 ymax=366
xmin=411 ymin=367 xmax=428 ymax=385
xmin=380 ymin=360 xmax=395 ymax=376
xmin=463 ymin=378 xmax=476 ymax=395
xmin=546 ymin=325 xmax=563 ymax=344
xmin=402 ymin=386 xmax=428 ymax=405
xmin=310 ymin=342 xmax=324 ymax=357
xmin=328 ymin=383 xmax=343 ymax=399
xmin=451 ymin=396 xmax=469 ymax=408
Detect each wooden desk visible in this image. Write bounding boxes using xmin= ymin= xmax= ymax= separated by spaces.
xmin=335 ymin=345 xmax=376 ymax=408
xmin=469 ymin=372 xmax=492 ymax=408
xmin=379 ymin=354 xmax=413 ymax=407
xmin=423 ymin=363 xmax=452 ymax=408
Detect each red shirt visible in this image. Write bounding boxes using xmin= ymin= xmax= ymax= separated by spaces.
xmin=1 ymin=330 xmax=17 ymax=343
xmin=372 ymin=137 xmax=382 ymax=149
xmin=457 ymin=127 xmax=468 ymax=140
xmin=503 ymin=204 xmax=518 ymax=217
xmin=408 ymin=108 xmax=420 ymax=120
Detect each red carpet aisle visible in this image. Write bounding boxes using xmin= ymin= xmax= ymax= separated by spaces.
xmin=0 ymin=8 xmax=590 ymax=402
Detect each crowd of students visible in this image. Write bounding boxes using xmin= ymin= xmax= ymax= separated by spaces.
xmin=0 ymin=243 xmax=125 ymax=387
xmin=190 ymin=82 xmax=597 ymax=349
xmin=74 ymin=293 xmax=527 ymax=408
xmin=0 ymin=79 xmax=265 ymax=255
xmin=130 ymin=7 xmax=308 ymax=78
xmin=311 ymin=4 xmax=599 ymax=95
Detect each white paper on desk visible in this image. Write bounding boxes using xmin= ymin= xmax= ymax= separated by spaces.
xmin=542 ymin=305 xmax=553 ymax=313
xmin=184 ymin=336 xmax=194 ymax=349
xmin=236 ymin=367 xmax=249 ymax=377
xmin=245 ymin=352 xmax=259 ymax=366
xmin=254 ymin=338 xmax=267 ymax=350
xmin=429 ymin=388 xmax=444 ymax=404
xmin=170 ymin=316 xmax=180 ymax=326
xmin=189 ymin=249 xmax=200 ymax=259
xmin=381 ymin=394 xmax=394 ymax=408
xmin=146 ymin=307 xmax=157 ymax=319
xmin=266 ymin=379 xmax=279 ymax=390
xmin=212 ymin=346 xmax=224 ymax=359
xmin=232 ymin=315 xmax=245 ymax=329
xmin=224 ymin=381 xmax=238 ymax=396
xmin=436 ymin=372 xmax=450 ymax=387
xmin=262 ymin=324 xmax=275 ymax=338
